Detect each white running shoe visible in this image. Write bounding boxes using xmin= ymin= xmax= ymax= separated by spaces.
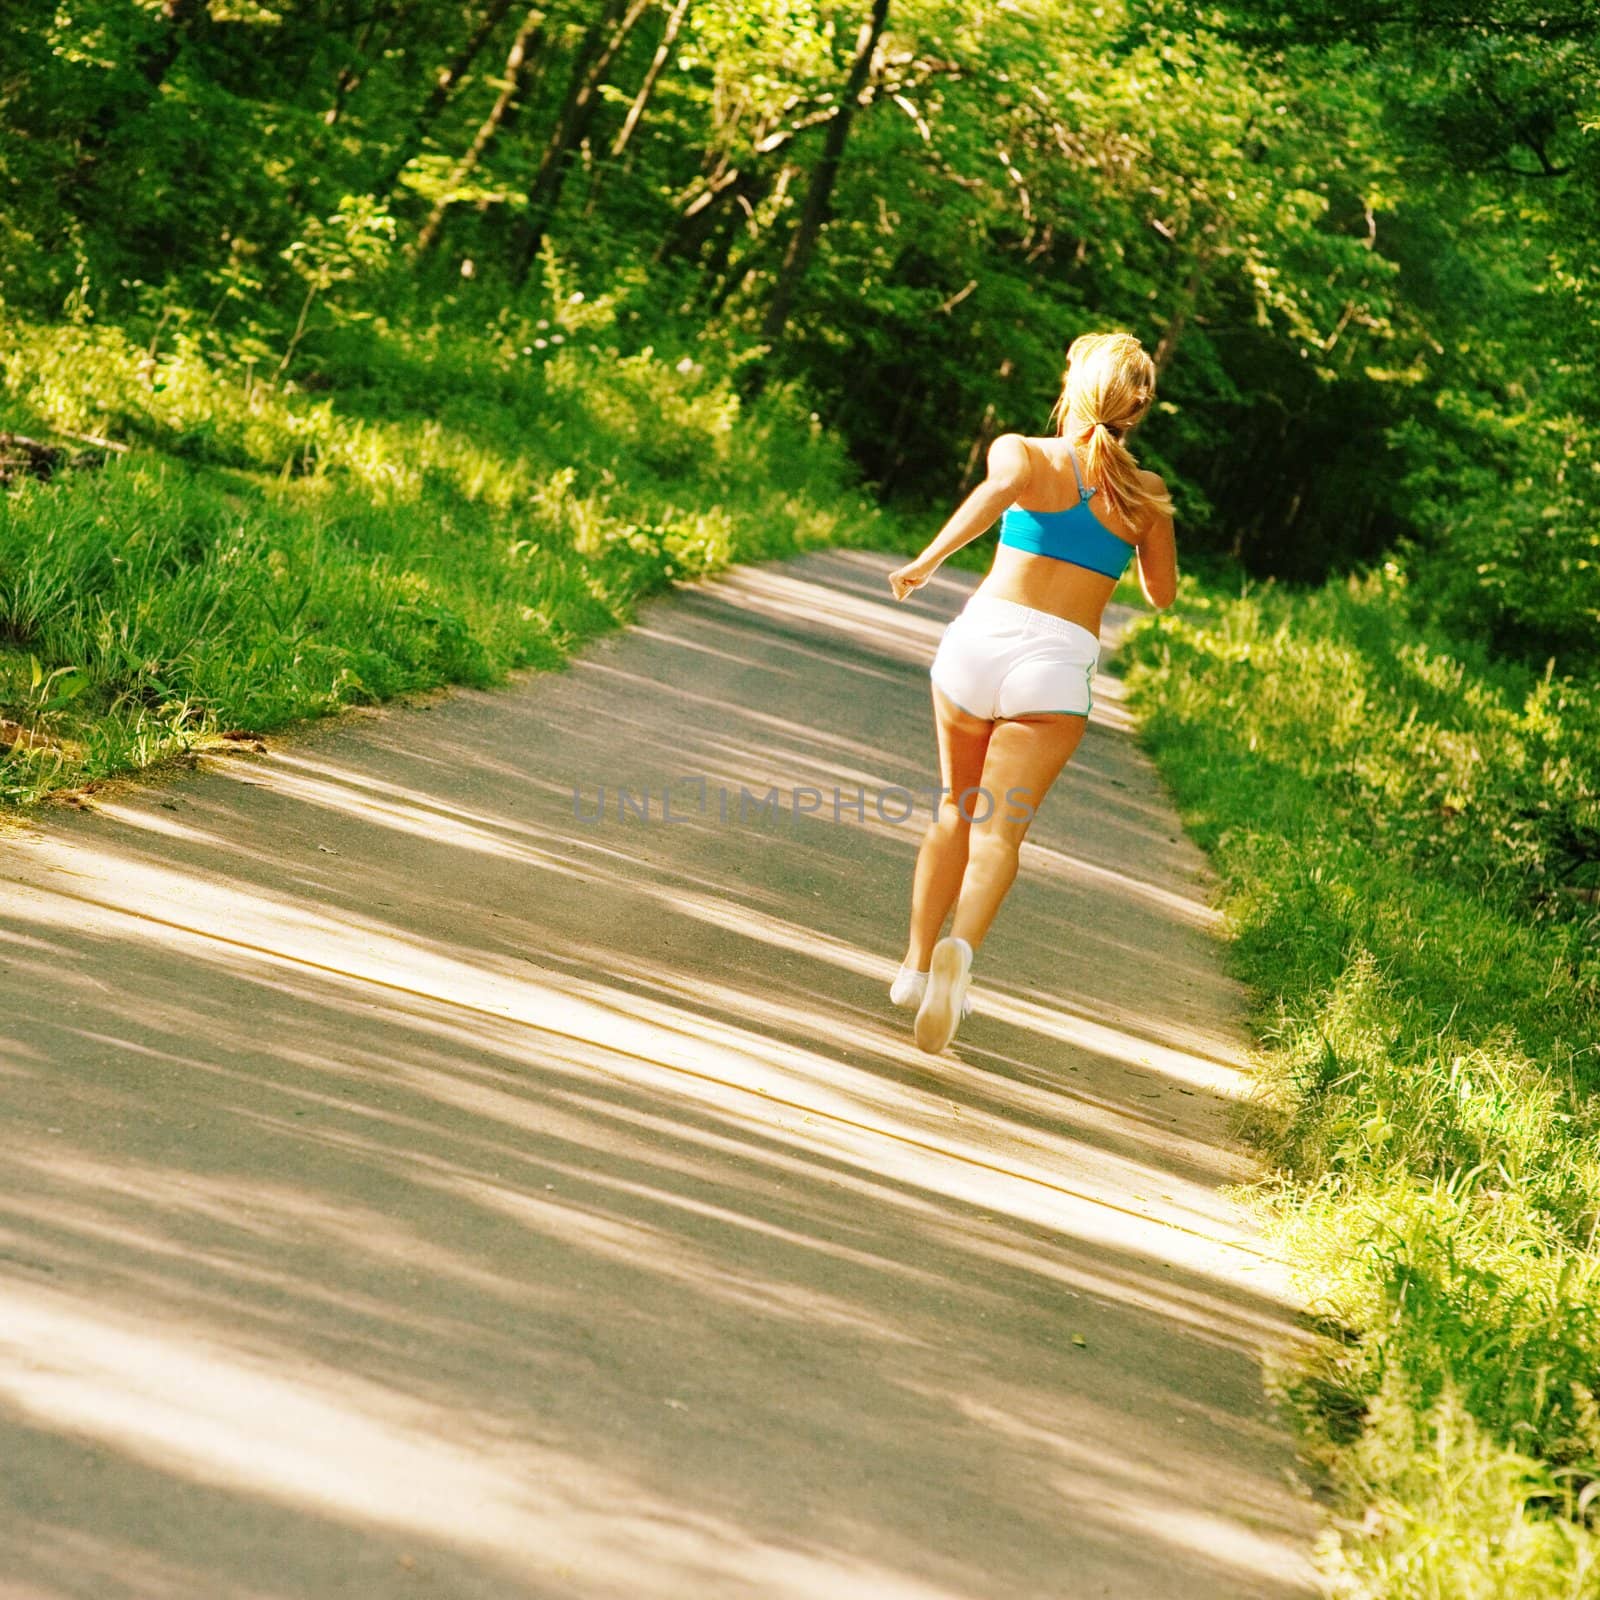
xmin=915 ymin=937 xmax=973 ymax=1053
xmin=891 ymin=964 xmax=973 ymax=1018
xmin=890 ymin=964 xmax=927 ymax=1009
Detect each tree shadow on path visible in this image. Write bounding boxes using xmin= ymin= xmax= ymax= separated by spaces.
xmin=0 ymin=552 xmax=1319 ymax=1599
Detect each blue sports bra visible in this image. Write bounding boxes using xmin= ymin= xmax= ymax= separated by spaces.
xmin=997 ymin=446 xmax=1137 ymax=579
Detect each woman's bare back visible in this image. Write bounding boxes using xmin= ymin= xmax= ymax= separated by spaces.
xmin=978 ymin=435 xmax=1147 ymax=635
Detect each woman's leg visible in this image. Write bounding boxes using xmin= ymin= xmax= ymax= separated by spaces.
xmin=903 ymin=687 xmax=993 ymax=971
xmin=948 ymin=713 xmax=1086 ymax=950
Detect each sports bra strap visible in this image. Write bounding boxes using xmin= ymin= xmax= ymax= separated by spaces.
xmin=1066 ymin=444 xmax=1095 ymax=502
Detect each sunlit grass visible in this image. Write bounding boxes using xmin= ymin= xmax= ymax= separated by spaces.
xmin=1120 ymin=571 xmax=1600 ymax=1597
xmin=0 ymin=310 xmax=903 ymax=805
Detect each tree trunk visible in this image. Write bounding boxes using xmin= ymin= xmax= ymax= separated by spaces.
xmin=656 ymin=160 xmax=755 ymax=262
xmin=327 ymin=0 xmax=428 ymax=130
xmin=83 ymin=0 xmax=202 ymax=165
xmin=412 ymin=8 xmax=546 ymax=258
xmin=512 ymin=0 xmax=652 ymax=278
xmin=960 ymin=359 xmax=1014 ymax=491
xmin=378 ymin=0 xmax=518 ymax=195
xmin=695 ymin=196 xmax=751 ymax=301
xmin=136 ymin=0 xmax=205 ymax=90
xmin=610 ymin=0 xmax=690 ymax=158
xmin=427 ymin=0 xmax=519 ymax=120
xmin=653 ymin=98 xmax=842 ymax=265
xmin=705 ymin=164 xmax=800 ymax=315
xmin=1152 ymin=251 xmax=1211 ymax=378
xmin=757 ymin=0 xmax=891 ymax=352
xmin=324 ymin=7 xmax=387 ymax=128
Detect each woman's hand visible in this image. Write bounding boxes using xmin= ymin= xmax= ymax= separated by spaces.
xmin=888 ymin=558 xmax=934 ymax=602
xmin=885 ymin=435 xmax=1027 ymax=605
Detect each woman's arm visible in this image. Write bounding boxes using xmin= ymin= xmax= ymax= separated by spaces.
xmin=888 ymin=434 xmax=1031 ymax=601
xmin=1134 ymin=471 xmax=1177 ymax=610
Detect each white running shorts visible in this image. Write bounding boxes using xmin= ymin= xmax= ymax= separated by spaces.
xmin=929 ymin=593 xmax=1099 ymax=720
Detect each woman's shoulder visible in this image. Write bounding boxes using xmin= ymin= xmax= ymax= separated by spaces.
xmin=989 ymin=430 xmax=1047 ymax=458
xmin=986 ymin=432 xmax=1035 ymax=489
xmin=991 ymin=432 xmax=1077 ymax=473
xmin=992 ymin=431 xmax=1071 ymax=456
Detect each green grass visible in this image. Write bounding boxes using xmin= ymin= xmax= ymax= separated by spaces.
xmin=1119 ymin=571 xmax=1600 ymax=1598
xmin=0 ymin=298 xmax=904 ymax=805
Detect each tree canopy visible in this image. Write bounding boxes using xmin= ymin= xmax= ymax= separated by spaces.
xmin=2 ymin=0 xmax=1595 ymax=658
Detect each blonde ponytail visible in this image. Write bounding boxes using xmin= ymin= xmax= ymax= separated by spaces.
xmin=1050 ymin=332 xmax=1172 ymax=531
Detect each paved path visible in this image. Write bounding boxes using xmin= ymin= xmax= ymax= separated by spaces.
xmin=0 ymin=552 xmax=1318 ymax=1599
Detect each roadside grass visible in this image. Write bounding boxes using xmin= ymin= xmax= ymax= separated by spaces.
xmin=0 ymin=303 xmax=902 ymax=805
xmin=1118 ymin=572 xmax=1600 ymax=1598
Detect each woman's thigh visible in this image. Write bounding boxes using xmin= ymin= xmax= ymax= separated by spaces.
xmin=932 ymin=686 xmax=993 ymax=818
xmin=973 ymin=714 xmax=1087 ymax=843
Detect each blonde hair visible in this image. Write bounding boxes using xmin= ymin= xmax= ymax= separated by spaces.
xmin=1048 ymin=332 xmax=1172 ymax=530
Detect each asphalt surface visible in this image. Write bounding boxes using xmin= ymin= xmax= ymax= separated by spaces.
xmin=0 ymin=550 xmax=1319 ymax=1599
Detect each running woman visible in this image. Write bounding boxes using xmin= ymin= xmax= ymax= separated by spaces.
xmin=886 ymin=332 xmax=1178 ymax=1052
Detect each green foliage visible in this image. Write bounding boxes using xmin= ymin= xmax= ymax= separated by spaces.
xmin=1120 ymin=574 xmax=1600 ymax=1596
xmin=0 ymin=294 xmax=891 ymax=805
xmin=0 ymin=0 xmax=1592 ymax=666
xmin=1397 ymin=397 xmax=1600 ymax=666
xmin=1322 ymin=1383 xmax=1600 ymax=1600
